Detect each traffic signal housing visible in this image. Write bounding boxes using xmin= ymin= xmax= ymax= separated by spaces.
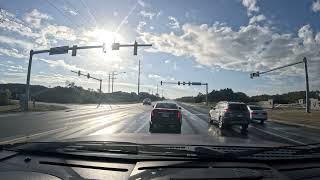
xmin=133 ymin=41 xmax=138 ymax=55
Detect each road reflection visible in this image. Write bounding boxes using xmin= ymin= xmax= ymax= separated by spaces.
xmin=207 ymin=124 xmax=249 ymax=139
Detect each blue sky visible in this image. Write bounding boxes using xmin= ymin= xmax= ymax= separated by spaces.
xmin=0 ymin=0 xmax=320 ymax=98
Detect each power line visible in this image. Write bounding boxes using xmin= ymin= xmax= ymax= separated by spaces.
xmin=45 ymin=0 xmax=82 ymax=28
xmin=63 ymin=0 xmax=95 ymax=27
xmin=80 ymin=0 xmax=98 ymax=27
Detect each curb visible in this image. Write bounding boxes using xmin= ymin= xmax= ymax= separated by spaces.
xmin=270 ymin=119 xmax=320 ymax=130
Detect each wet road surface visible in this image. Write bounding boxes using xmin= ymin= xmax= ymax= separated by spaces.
xmin=0 ymin=102 xmax=319 ymax=145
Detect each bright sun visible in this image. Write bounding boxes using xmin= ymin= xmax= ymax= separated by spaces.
xmin=87 ymin=28 xmax=123 ymax=47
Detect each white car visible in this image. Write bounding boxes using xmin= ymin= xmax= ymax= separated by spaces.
xmin=247 ymin=105 xmax=268 ymax=124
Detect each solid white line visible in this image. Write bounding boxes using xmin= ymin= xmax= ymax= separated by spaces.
xmin=251 ymin=126 xmax=306 ymax=145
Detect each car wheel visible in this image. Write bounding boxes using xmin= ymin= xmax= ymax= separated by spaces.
xmin=260 ymin=120 xmax=264 ymax=125
xmin=149 ymin=123 xmax=153 ymax=133
xmin=241 ymin=125 xmax=248 ymax=135
xmin=208 ymin=115 xmax=213 ymax=124
xmin=218 ymin=117 xmax=224 ymax=129
xmin=176 ymin=127 xmax=181 ymax=134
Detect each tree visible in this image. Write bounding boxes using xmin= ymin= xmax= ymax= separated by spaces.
xmin=0 ymin=89 xmax=11 ymax=105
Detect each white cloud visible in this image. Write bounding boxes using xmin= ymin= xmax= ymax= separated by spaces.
xmin=0 ymin=48 xmax=27 ymax=59
xmin=242 ymin=0 xmax=259 ymax=16
xmin=148 ymin=74 xmax=162 ymax=80
xmin=37 ymin=58 xmax=82 ymax=71
xmin=164 ymin=60 xmax=170 ymax=63
xmin=137 ymin=21 xmax=147 ymax=32
xmin=138 ymin=0 xmax=145 ymax=7
xmin=0 ymin=35 xmax=33 ymax=49
xmin=23 ymin=9 xmax=52 ymax=28
xmin=139 ymin=10 xmax=155 ymax=20
xmin=36 ymin=25 xmax=76 ymax=47
xmin=0 ymin=9 xmax=38 ymax=38
xmin=113 ymin=11 xmax=118 ymax=17
xmin=168 ymin=16 xmax=180 ymax=29
xmin=312 ymin=0 xmax=320 ymax=12
xmin=139 ymin=22 xmax=320 ymax=90
xmin=249 ymin=14 xmax=266 ymax=24
xmin=63 ymin=7 xmax=78 ymax=16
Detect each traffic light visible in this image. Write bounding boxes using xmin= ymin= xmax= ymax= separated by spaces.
xmin=72 ymin=45 xmax=77 ymax=56
xmin=191 ymin=82 xmax=202 ymax=85
xmin=182 ymin=81 xmax=186 ymax=85
xmin=112 ymin=43 xmax=120 ymax=50
xmin=102 ymin=43 xmax=106 ymax=53
xmin=178 ymin=81 xmax=180 ymax=85
xmin=133 ymin=41 xmax=138 ymax=55
xmin=78 ymin=71 xmax=81 ymax=76
xmin=87 ymin=73 xmax=90 ymax=79
xmin=250 ymin=71 xmax=260 ymax=79
xmin=160 ymin=81 xmax=162 ymax=85
xmin=188 ymin=81 xmax=191 ymax=86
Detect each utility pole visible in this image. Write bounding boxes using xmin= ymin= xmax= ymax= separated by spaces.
xmin=205 ymin=83 xmax=208 ymax=106
xmin=137 ymin=59 xmax=141 ymax=96
xmin=303 ymin=57 xmax=310 ymax=113
xmin=111 ymin=71 xmax=115 ymax=93
xmin=108 ymin=73 xmax=111 ymax=93
xmin=250 ymin=57 xmax=310 ymax=113
xmin=111 ymin=71 xmax=126 ymax=93
xmin=157 ymin=84 xmax=159 ymax=96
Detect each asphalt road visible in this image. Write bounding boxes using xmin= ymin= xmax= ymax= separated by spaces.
xmin=0 ymin=102 xmax=319 ymax=146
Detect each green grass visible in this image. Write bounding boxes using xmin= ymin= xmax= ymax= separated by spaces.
xmin=268 ymin=109 xmax=320 ymax=128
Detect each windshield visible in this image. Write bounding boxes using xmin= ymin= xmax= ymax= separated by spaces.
xmin=228 ymin=104 xmax=248 ymax=111
xmin=249 ymin=106 xmax=263 ymax=110
xmin=155 ymin=103 xmax=178 ymax=109
xmin=1 ymin=0 xmax=320 ymax=158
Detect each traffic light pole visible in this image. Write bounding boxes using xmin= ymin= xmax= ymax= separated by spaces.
xmin=161 ymin=81 xmax=209 ymax=106
xmin=250 ymin=57 xmax=310 ymax=113
xmin=24 ymin=44 xmax=106 ymax=111
xmin=71 ymin=70 xmax=103 ymax=104
xmin=137 ymin=60 xmax=141 ymax=96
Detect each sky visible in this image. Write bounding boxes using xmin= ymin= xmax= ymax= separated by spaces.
xmin=0 ymin=0 xmax=320 ymax=98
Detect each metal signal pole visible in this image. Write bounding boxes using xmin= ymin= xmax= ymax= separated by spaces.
xmin=138 ymin=60 xmax=141 ymax=96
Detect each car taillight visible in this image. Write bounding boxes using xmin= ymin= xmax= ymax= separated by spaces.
xmin=251 ymin=112 xmax=257 ymax=115
xmin=224 ymin=108 xmax=230 ymax=112
xmin=177 ymin=111 xmax=181 ymax=119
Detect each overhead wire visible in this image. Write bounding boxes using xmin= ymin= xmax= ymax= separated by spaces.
xmin=79 ymin=0 xmax=98 ymax=27
xmin=45 ymin=0 xmax=83 ymax=29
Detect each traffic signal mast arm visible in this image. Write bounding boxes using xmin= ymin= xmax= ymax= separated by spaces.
xmin=71 ymin=70 xmax=102 ymax=81
xmin=259 ymin=60 xmax=304 ymax=75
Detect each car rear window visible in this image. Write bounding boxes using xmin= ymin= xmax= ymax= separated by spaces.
xmin=228 ymin=104 xmax=248 ymax=111
xmin=156 ymin=103 xmax=178 ymax=109
xmin=249 ymin=106 xmax=263 ymax=110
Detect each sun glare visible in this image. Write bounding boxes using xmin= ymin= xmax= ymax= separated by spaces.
xmin=87 ymin=28 xmax=123 ymax=47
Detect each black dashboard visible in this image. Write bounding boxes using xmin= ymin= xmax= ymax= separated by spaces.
xmin=1 ymin=150 xmax=320 ymax=180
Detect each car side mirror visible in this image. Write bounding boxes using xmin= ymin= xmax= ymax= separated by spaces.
xmin=152 ymin=105 xmax=154 ymax=108
xmin=178 ymin=107 xmax=182 ymax=110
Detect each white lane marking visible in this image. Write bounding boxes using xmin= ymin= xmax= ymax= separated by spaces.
xmin=0 ymin=127 xmax=68 ymax=145
xmin=134 ymin=119 xmax=149 ymax=133
xmin=251 ymin=126 xmax=306 ymax=145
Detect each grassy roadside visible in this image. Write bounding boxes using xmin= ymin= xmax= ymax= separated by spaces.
xmin=267 ymin=109 xmax=320 ymax=128
xmin=0 ymin=101 xmax=67 ymax=113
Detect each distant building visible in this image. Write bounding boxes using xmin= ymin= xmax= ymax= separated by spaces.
xmin=310 ymin=98 xmax=320 ymax=110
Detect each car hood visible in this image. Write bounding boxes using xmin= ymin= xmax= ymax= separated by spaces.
xmin=47 ymin=133 xmax=288 ymax=147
